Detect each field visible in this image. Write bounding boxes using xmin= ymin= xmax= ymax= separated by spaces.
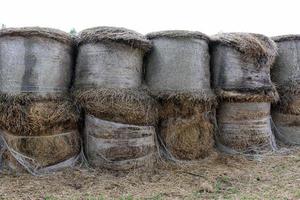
xmin=0 ymin=146 xmax=299 ymax=200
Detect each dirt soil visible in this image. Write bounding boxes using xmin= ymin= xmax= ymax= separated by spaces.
xmin=0 ymin=146 xmax=299 ymax=200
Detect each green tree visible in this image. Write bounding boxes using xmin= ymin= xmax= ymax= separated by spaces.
xmin=1 ymin=24 xmax=6 ymax=29
xmin=70 ymin=28 xmax=77 ymax=36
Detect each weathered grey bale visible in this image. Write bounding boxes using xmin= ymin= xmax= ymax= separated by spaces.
xmin=84 ymin=115 xmax=156 ymax=170
xmin=217 ymin=102 xmax=276 ymax=154
xmin=144 ymin=31 xmax=216 ymax=160
xmin=0 ymin=27 xmax=73 ymax=96
xmin=270 ymin=35 xmax=300 ymax=145
xmin=271 ymin=35 xmax=300 ymax=85
xmin=73 ymin=88 xmax=158 ymax=126
xmin=210 ymin=33 xmax=277 ymax=95
xmin=145 ymin=30 xmax=215 ymax=101
xmin=75 ymin=26 xmax=151 ymax=89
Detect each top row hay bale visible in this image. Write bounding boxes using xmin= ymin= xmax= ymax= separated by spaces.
xmin=0 ymin=27 xmax=73 ymax=96
xmin=75 ymin=27 xmax=152 ymax=89
xmin=271 ymin=35 xmax=300 ymax=86
xmin=210 ymin=33 xmax=277 ymax=98
xmin=144 ymin=30 xmax=215 ymax=102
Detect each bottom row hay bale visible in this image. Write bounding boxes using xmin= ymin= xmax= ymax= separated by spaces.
xmin=272 ymin=112 xmax=300 ymax=145
xmin=0 ymin=96 xmax=81 ymax=174
xmin=1 ymin=130 xmax=80 ymax=173
xmin=271 ymin=82 xmax=300 ymax=145
xmin=216 ymin=102 xmax=276 ymax=154
xmin=84 ymin=115 xmax=157 ymax=171
xmin=158 ymin=100 xmax=215 ymax=160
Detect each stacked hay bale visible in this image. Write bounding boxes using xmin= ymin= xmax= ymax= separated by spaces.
xmin=210 ymin=33 xmax=278 ymax=154
xmin=74 ymin=27 xmax=158 ymax=170
xmin=271 ymin=35 xmax=300 ymax=145
xmin=144 ymin=31 xmax=216 ymax=160
xmin=0 ymin=27 xmax=80 ymax=174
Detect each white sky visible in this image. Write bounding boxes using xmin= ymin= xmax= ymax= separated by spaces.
xmin=0 ymin=0 xmax=299 ymax=36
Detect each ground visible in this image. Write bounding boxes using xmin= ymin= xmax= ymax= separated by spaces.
xmin=0 ymin=146 xmax=299 ymax=200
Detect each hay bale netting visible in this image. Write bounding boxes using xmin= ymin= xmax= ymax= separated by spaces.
xmin=0 ymin=27 xmax=74 ymax=96
xmin=210 ymin=33 xmax=278 ymax=154
xmin=217 ymin=102 xmax=276 ymax=153
xmin=74 ymin=27 xmax=157 ymax=125
xmin=84 ymin=115 xmax=156 ymax=170
xmin=271 ymin=35 xmax=300 ymax=145
xmin=0 ymin=27 xmax=80 ymax=174
xmin=74 ymin=27 xmax=158 ymax=169
xmin=75 ymin=26 xmax=151 ymax=89
xmin=210 ymin=33 xmax=278 ymax=98
xmin=145 ymin=30 xmax=216 ymax=160
xmin=0 ymin=97 xmax=81 ymax=174
xmin=1 ymin=130 xmax=80 ymax=174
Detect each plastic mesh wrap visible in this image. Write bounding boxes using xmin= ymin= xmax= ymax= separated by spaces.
xmin=272 ymin=112 xmax=300 ymax=145
xmin=216 ymin=102 xmax=277 ymax=156
xmin=145 ymin=32 xmax=213 ymax=98
xmin=84 ymin=115 xmax=157 ymax=170
xmin=0 ymin=130 xmax=81 ymax=175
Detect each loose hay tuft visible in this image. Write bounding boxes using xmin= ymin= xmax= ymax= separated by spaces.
xmin=77 ymin=26 xmax=152 ymax=51
xmin=216 ymin=86 xmax=279 ymax=103
xmin=272 ymin=34 xmax=300 ymax=42
xmin=146 ymin=30 xmax=210 ymax=41
xmin=0 ymin=27 xmax=73 ymax=45
xmin=73 ymin=88 xmax=158 ymax=126
xmin=211 ymin=33 xmax=277 ymax=67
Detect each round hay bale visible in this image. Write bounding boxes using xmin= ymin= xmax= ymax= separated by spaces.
xmin=73 ymin=88 xmax=158 ymax=126
xmin=210 ymin=33 xmax=277 ymax=96
xmin=271 ymin=35 xmax=300 ymax=110
xmin=217 ymin=102 xmax=276 ymax=153
xmin=1 ymin=130 xmax=80 ymax=172
xmin=75 ymin=26 xmax=151 ymax=89
xmin=0 ymin=27 xmax=74 ymax=96
xmin=272 ymin=112 xmax=300 ymax=145
xmin=84 ymin=115 xmax=156 ymax=170
xmin=159 ymin=101 xmax=214 ymax=160
xmin=271 ymin=35 xmax=300 ymax=85
xmin=0 ymin=97 xmax=78 ymax=136
xmin=145 ymin=30 xmax=215 ymax=102
xmin=270 ymin=35 xmax=300 ymax=145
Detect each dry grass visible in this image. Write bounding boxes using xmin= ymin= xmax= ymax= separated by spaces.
xmin=73 ymin=88 xmax=158 ymax=126
xmin=0 ymin=96 xmax=79 ymax=136
xmin=0 ymin=146 xmax=299 ymax=200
